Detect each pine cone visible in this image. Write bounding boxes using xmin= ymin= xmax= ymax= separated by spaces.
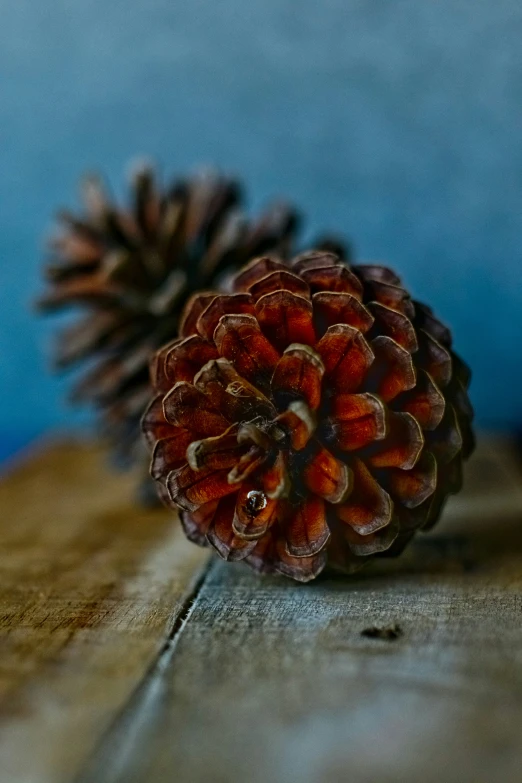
xmin=37 ymin=165 xmax=299 ymax=497
xmin=143 ymin=251 xmax=474 ymax=580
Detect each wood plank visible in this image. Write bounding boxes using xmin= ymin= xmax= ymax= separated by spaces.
xmin=0 ymin=439 xmax=209 ymax=783
xmin=81 ymin=437 xmax=522 ymax=783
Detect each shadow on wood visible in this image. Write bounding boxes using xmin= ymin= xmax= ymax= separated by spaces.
xmin=1 ymin=436 xmax=522 ymax=783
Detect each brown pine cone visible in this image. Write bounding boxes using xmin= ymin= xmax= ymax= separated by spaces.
xmin=37 ymin=165 xmax=299 ymax=497
xmin=143 ymin=251 xmax=474 ymax=580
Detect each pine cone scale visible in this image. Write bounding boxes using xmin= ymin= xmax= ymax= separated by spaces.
xmin=145 ymin=251 xmax=474 ymax=581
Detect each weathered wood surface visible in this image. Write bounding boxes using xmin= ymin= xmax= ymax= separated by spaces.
xmin=0 ymin=439 xmax=208 ymax=783
xmin=1 ymin=438 xmax=522 ymax=783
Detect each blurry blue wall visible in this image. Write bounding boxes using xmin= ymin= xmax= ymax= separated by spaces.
xmin=1 ymin=0 xmax=521 ymax=439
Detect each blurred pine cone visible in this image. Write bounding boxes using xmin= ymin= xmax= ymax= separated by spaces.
xmin=37 ymin=165 xmax=299 ymax=500
xmin=143 ymin=251 xmax=474 ymax=581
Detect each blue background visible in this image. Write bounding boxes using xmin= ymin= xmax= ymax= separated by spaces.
xmin=1 ymin=0 xmax=521 ymax=454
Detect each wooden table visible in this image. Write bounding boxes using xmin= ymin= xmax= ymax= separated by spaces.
xmin=1 ymin=436 xmax=522 ymax=783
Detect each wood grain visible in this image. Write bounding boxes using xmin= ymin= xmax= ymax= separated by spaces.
xmin=0 ymin=439 xmax=209 ymax=783
xmin=81 ymin=438 xmax=522 ymax=783
xmin=2 ymin=437 xmax=522 ymax=783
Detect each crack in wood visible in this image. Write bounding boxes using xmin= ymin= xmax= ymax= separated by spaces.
xmin=75 ymin=559 xmax=215 ymax=783
xmin=4 ymin=437 xmax=522 ymax=783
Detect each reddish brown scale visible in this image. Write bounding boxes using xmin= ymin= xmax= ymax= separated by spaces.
xmin=143 ymin=251 xmax=474 ymax=581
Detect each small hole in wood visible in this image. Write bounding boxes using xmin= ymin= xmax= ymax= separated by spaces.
xmin=361 ymin=623 xmax=403 ymax=641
